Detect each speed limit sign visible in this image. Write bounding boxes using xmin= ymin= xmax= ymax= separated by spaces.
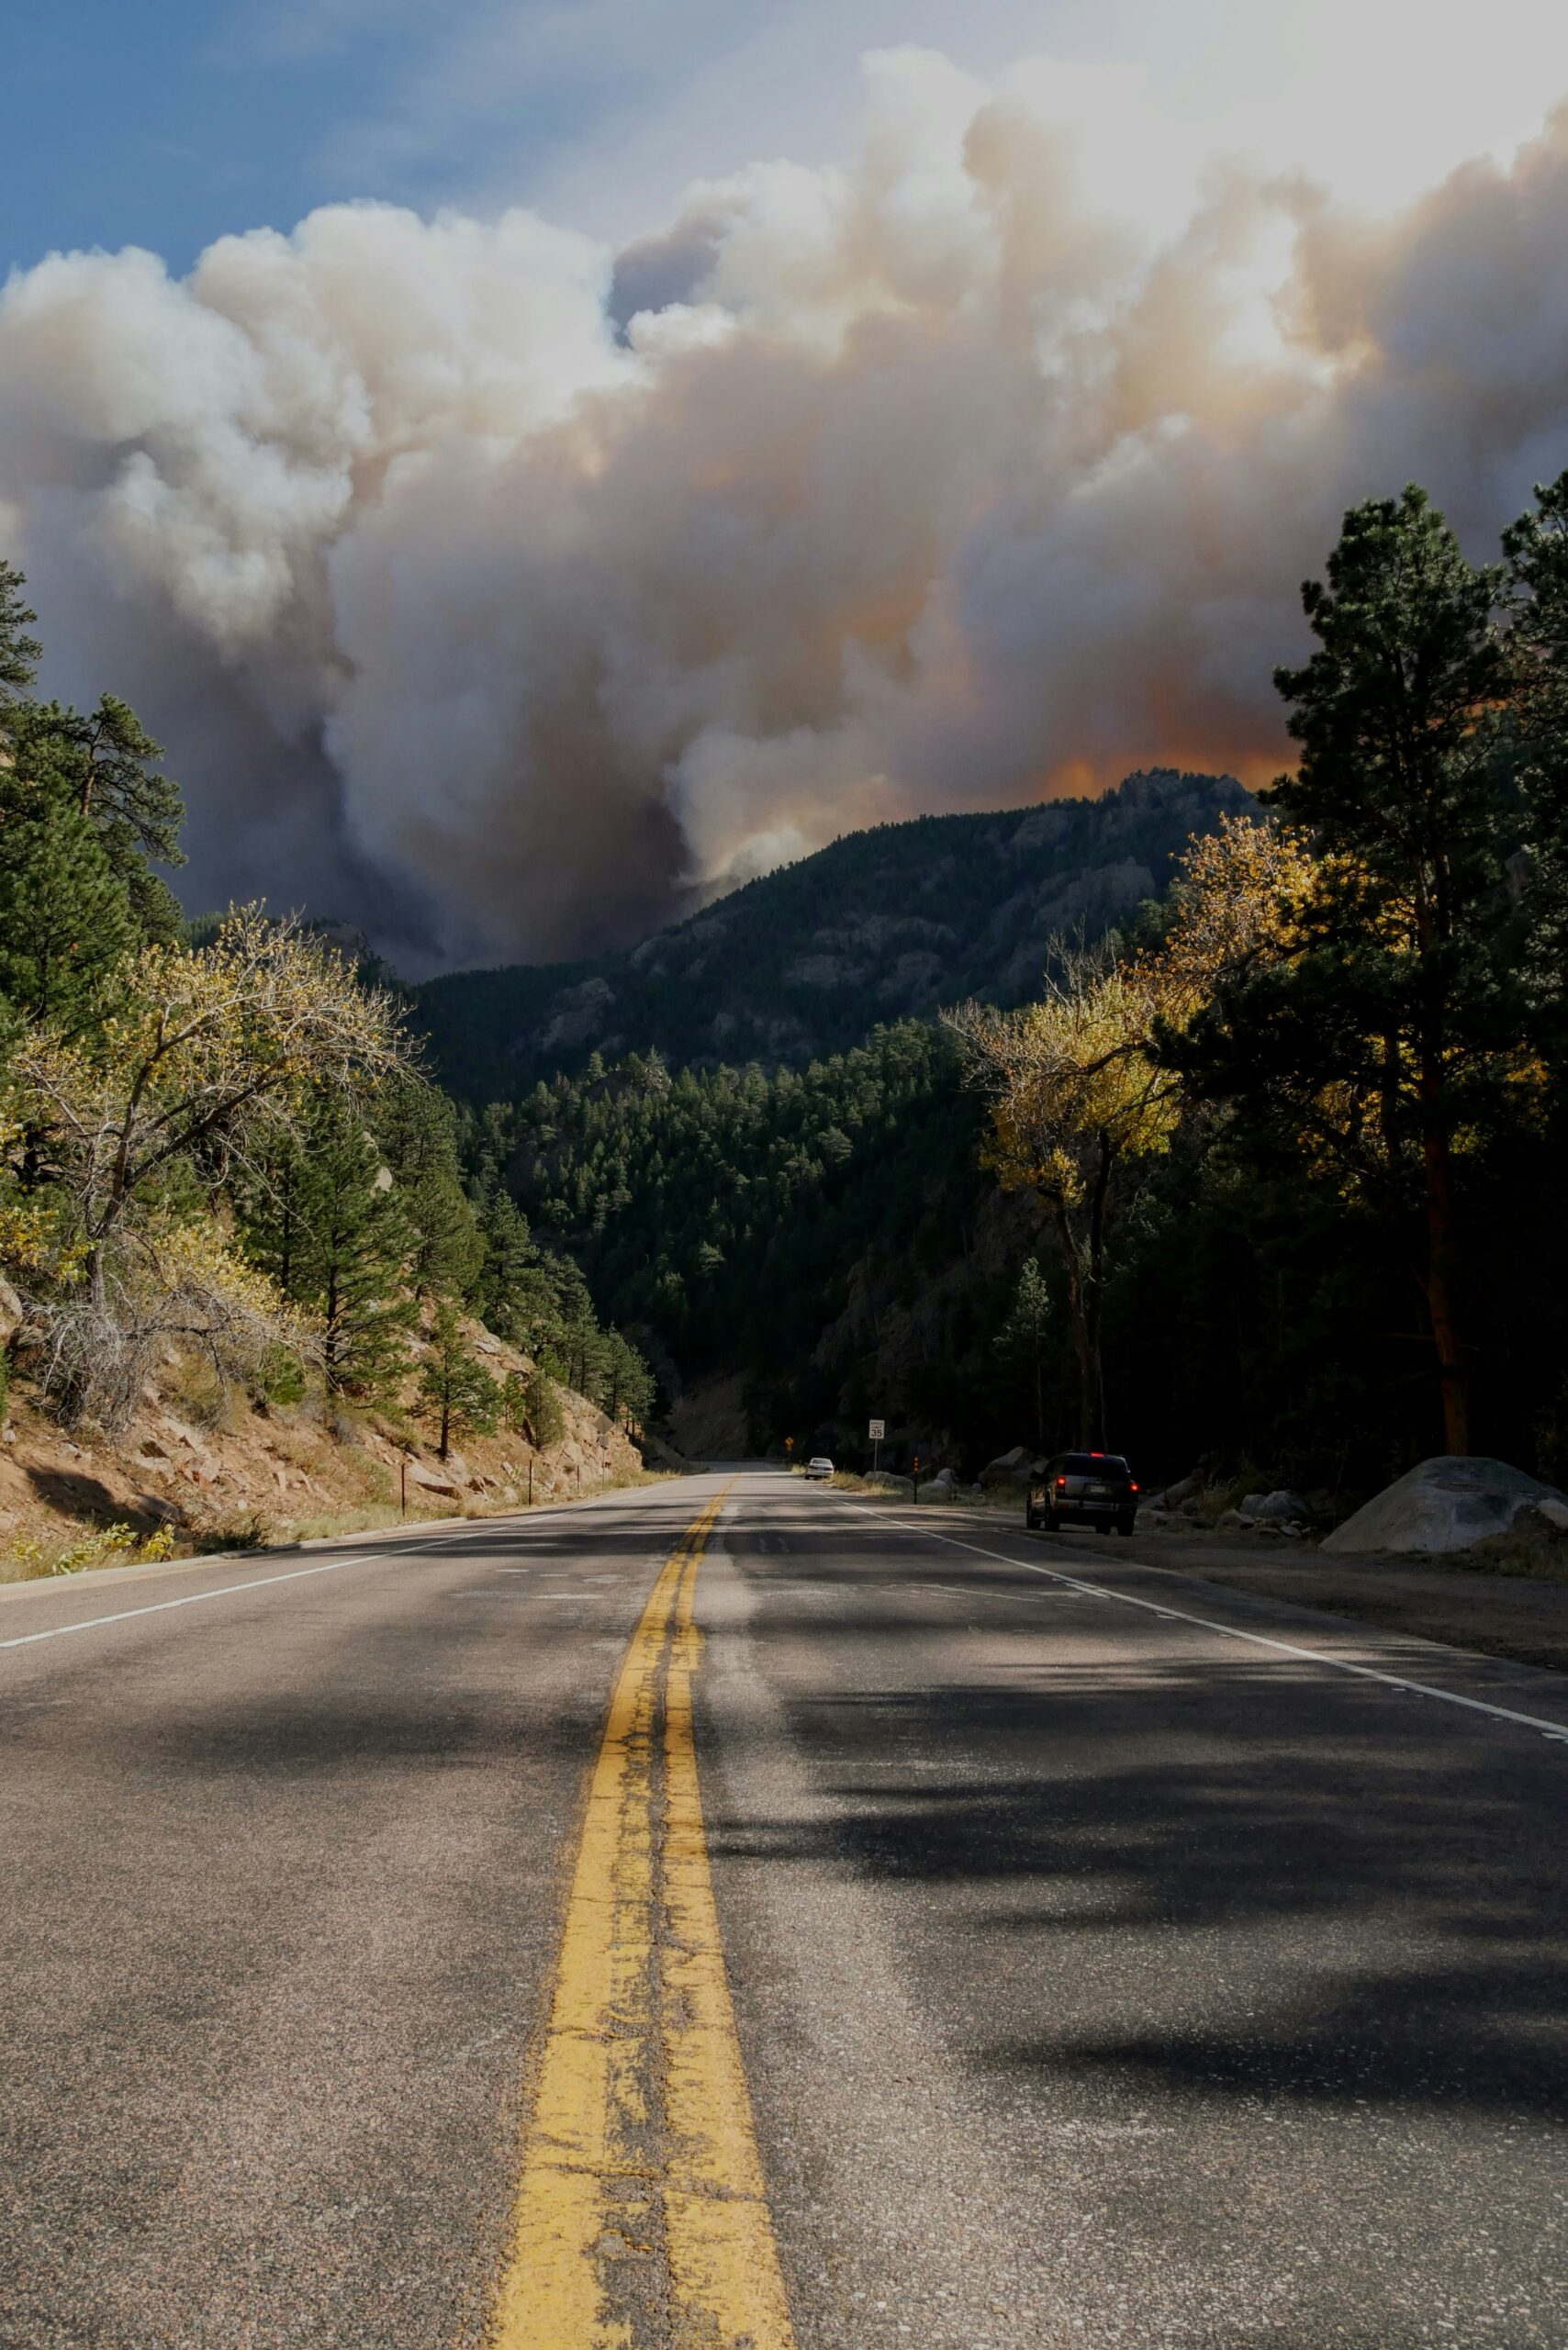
xmin=868 ymin=1418 xmax=885 ymax=1440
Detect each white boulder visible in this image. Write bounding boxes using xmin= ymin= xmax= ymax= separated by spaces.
xmin=1322 ymin=1457 xmax=1568 ymax=1557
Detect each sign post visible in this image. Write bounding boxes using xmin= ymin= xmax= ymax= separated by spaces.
xmin=868 ymin=1417 xmax=885 ymax=1475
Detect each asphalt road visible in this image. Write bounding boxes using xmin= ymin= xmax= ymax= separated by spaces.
xmin=4 ymin=1469 xmax=1567 ymax=2346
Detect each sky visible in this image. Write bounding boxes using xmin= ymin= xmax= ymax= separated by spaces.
xmin=10 ymin=0 xmax=1568 ymax=271
xmin=4 ymin=1 xmax=1568 ymax=969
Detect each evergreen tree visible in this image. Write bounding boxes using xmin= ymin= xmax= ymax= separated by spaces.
xmin=471 ymin=1181 xmax=554 ymax=1345
xmin=0 ymin=571 xmax=179 ymax=1028
xmin=7 ymin=699 xmax=185 ymax=942
xmin=377 ymin=1074 xmax=483 ymax=1299
xmin=1503 ymin=470 xmax=1568 ymax=1034
xmin=993 ymin=1258 xmax=1054 ymax=1448
xmin=241 ymin=1098 xmax=416 ymax=1399
xmin=0 ymin=560 xmax=41 ymax=719
xmin=420 ymin=1293 xmax=501 ymax=1456
xmin=0 ymin=784 xmax=136 ymax=1030
xmin=599 ymin=1327 xmax=656 ymax=1432
xmin=506 ymin=1366 xmax=565 ymax=1449
xmin=1186 ymin=488 xmax=1522 ymax=1453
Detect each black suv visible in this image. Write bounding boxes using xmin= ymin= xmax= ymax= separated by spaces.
xmin=1026 ymin=1452 xmax=1139 ymax=1536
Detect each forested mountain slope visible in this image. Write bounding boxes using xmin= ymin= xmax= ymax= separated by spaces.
xmin=417 ymin=769 xmax=1249 ymax=1098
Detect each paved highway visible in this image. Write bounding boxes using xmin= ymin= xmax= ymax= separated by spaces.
xmin=3 ymin=1467 xmax=1566 ymax=2346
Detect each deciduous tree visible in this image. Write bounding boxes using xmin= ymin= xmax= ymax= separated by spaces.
xmin=3 ymin=909 xmax=407 ymax=1426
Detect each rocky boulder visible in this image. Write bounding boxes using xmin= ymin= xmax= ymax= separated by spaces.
xmin=406 ymin=1459 xmax=462 ymax=1497
xmin=1239 ymin=1489 xmax=1314 ymax=1526
xmin=1144 ymin=1472 xmax=1199 ymax=1510
xmin=981 ymin=1446 xmax=1046 ymax=1486
xmin=1322 ymin=1456 xmax=1568 ymax=1557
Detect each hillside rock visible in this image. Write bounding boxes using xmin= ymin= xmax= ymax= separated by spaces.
xmin=1322 ymin=1457 xmax=1567 ymax=1556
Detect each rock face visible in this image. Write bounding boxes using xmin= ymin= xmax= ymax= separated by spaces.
xmin=1322 ymin=1456 xmax=1568 ymax=1557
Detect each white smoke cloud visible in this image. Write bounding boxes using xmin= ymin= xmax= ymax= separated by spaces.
xmin=5 ymin=51 xmax=1568 ymax=969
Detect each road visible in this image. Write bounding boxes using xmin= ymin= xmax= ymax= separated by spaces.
xmin=3 ymin=1467 xmax=1567 ymax=2346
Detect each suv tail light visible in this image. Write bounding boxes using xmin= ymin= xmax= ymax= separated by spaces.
xmin=1055 ymin=1475 xmax=1067 ymax=1490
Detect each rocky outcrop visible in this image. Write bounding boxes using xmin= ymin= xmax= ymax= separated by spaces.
xmin=1322 ymin=1456 xmax=1568 ymax=1557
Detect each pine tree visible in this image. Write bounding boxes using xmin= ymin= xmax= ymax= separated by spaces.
xmin=993 ymin=1258 xmax=1054 ymax=1448
xmin=0 ymin=570 xmax=172 ymax=1029
xmin=0 ymin=781 xmax=136 ymax=1030
xmin=0 ymin=560 xmax=41 ymax=720
xmin=7 ymin=699 xmax=185 ymax=942
xmin=472 ymin=1181 xmax=554 ymax=1345
xmin=1503 ymin=471 xmax=1568 ymax=1033
xmin=420 ymin=1293 xmax=500 ymax=1456
xmin=505 ymin=1366 xmax=565 ymax=1449
xmin=241 ymin=1099 xmax=416 ymax=1399
xmin=1186 ymin=487 xmax=1522 ymax=1453
xmin=377 ymin=1075 xmax=484 ymax=1300
xmin=599 ymin=1328 xmax=655 ymax=1434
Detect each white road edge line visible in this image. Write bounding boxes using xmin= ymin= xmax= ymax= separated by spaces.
xmin=0 ymin=1553 xmax=391 ymax=1651
xmin=2 ymin=1484 xmax=716 ymax=1650
xmin=840 ymin=1502 xmax=1568 ymax=1746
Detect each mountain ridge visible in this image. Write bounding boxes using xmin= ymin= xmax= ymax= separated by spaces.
xmin=416 ymin=768 xmax=1251 ymax=1099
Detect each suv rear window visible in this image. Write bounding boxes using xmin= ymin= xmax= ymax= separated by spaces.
xmin=1061 ymin=1453 xmax=1129 ymax=1477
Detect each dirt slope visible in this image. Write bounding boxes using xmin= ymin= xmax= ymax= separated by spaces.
xmin=0 ymin=1314 xmax=648 ymax=1581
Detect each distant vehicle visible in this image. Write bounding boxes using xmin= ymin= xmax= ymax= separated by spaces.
xmin=805 ymin=1456 xmax=834 ymax=1479
xmin=1027 ymin=1451 xmax=1138 ymax=1535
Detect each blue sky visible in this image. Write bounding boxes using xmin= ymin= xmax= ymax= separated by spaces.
xmin=13 ymin=0 xmax=1568 ymax=282
xmin=3 ymin=0 xmax=1002 ymax=272
xmin=1 ymin=0 xmax=567 ymax=272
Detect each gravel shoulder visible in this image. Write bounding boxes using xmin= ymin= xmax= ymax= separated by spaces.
xmin=1111 ymin=1527 xmax=1568 ymax=1674
xmin=840 ymin=1489 xmax=1568 ymax=1674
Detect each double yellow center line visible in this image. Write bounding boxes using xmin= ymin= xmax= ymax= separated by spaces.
xmin=489 ymin=1492 xmax=796 ymax=2347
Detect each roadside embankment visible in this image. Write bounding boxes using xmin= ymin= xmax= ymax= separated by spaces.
xmin=0 ymin=1309 xmax=660 ymax=1583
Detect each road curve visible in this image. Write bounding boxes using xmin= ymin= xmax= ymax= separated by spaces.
xmin=3 ymin=1468 xmax=1566 ymax=2345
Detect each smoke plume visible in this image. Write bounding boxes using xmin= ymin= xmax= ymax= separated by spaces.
xmin=5 ymin=52 xmax=1568 ymax=968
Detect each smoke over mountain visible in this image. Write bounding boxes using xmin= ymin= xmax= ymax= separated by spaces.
xmin=5 ymin=52 xmax=1568 ymax=969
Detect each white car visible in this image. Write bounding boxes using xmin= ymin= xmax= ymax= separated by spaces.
xmin=804 ymin=1456 xmax=834 ymax=1479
